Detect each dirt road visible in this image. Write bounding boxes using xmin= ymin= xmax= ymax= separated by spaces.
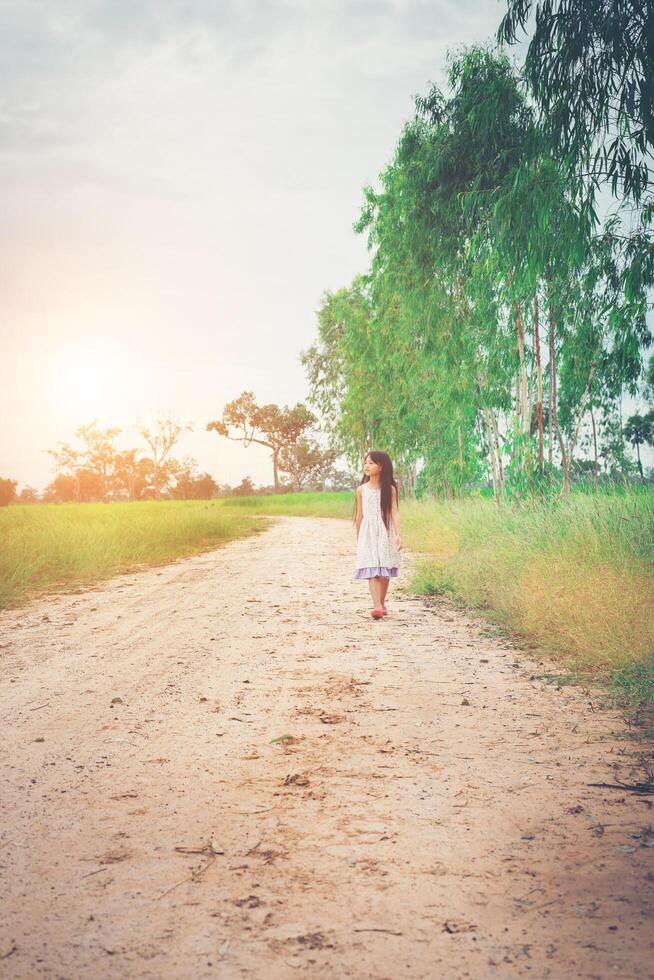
xmin=1 ymin=516 xmax=653 ymax=979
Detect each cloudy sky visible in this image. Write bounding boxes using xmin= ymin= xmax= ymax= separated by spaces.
xmin=1 ymin=0 xmax=509 ymax=490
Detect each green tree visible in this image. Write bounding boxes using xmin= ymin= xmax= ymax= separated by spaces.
xmin=643 ymin=353 xmax=654 ymax=405
xmin=498 ymin=0 xmax=654 ymax=206
xmin=498 ymin=0 xmax=654 ymax=353
xmin=624 ymin=411 xmax=654 ymax=479
xmin=304 ymin=44 xmax=652 ymax=498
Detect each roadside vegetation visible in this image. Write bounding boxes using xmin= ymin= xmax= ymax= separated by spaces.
xmin=406 ymin=489 xmax=654 ymax=719
xmin=217 ymin=491 xmax=352 ymax=519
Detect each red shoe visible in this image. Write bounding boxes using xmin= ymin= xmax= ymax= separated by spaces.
xmin=371 ymin=607 xmax=385 ymax=619
xmin=381 ymin=605 xmax=388 ymax=616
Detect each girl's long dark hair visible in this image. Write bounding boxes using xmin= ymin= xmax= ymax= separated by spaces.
xmin=355 ymin=450 xmax=398 ymax=530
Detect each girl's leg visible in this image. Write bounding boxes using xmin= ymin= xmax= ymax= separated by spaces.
xmin=367 ymin=575 xmax=381 ymax=608
xmin=379 ymin=576 xmax=390 ymax=607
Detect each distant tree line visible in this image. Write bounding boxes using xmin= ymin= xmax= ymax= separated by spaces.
xmin=1 ymin=417 xmax=214 ymax=505
xmin=1 ymin=397 xmax=350 ymax=506
xmin=302 ymin=7 xmax=654 ymax=497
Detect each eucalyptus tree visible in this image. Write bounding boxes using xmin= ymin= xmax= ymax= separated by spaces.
xmin=302 ymin=48 xmax=529 ymax=496
xmin=301 ymin=287 xmax=350 ymax=440
xmin=304 ymin=42 xmax=652 ymax=497
xmin=468 ymin=147 xmax=648 ymax=490
xmin=498 ymin=0 xmax=654 ymax=207
xmin=643 ymin=353 xmax=654 ymax=405
xmin=498 ymin=0 xmax=654 ymax=352
xmin=355 ymin=47 xmax=538 ymax=496
xmin=458 ymin=44 xmax=652 ymax=491
xmin=302 ymin=282 xmax=375 ymax=462
xmin=624 ymin=412 xmax=654 ymax=479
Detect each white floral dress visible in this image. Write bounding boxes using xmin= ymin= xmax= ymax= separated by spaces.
xmin=353 ymin=482 xmax=402 ymax=580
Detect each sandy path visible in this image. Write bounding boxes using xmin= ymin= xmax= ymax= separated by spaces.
xmin=1 ymin=516 xmax=653 ymax=979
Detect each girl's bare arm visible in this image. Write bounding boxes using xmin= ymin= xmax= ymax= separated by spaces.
xmin=391 ymin=486 xmax=403 ymax=549
xmin=355 ymin=485 xmax=363 ymax=536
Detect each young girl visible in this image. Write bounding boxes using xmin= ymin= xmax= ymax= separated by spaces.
xmin=353 ymin=450 xmax=403 ymax=619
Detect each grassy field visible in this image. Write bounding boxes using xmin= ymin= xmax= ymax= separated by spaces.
xmin=216 ymin=491 xmax=353 ymax=519
xmin=404 ymin=489 xmax=654 ymax=712
xmin=0 ymin=500 xmax=269 ymax=609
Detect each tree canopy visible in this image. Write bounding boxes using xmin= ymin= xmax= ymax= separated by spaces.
xmin=303 ymin=43 xmax=653 ymax=496
xmin=207 ymin=391 xmax=318 ymax=492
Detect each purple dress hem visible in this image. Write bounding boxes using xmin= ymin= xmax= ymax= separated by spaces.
xmin=353 ymin=566 xmax=399 ymax=580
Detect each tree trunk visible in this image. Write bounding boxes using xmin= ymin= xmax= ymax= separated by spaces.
xmin=559 ymin=443 xmax=571 ymax=490
xmin=457 ymin=419 xmax=464 ymax=497
xmin=557 ymin=359 xmax=599 ymax=493
xmin=484 ymin=408 xmax=501 ymax=501
xmin=546 ymin=261 xmax=558 ymax=478
xmin=153 ymin=459 xmax=160 ymax=500
xmin=409 ymin=460 xmax=417 ymax=495
xmin=515 ymin=302 xmax=529 ymax=435
xmin=491 ymin=411 xmax=504 ymax=487
xmin=590 ymin=405 xmax=599 ymax=488
xmin=533 ymin=295 xmax=544 ymax=479
xmin=272 ymin=450 xmax=280 ymax=492
xmin=516 ymin=370 xmax=522 ymax=433
xmin=399 ymin=459 xmax=417 ymax=497
xmin=636 ymin=441 xmax=644 ymax=479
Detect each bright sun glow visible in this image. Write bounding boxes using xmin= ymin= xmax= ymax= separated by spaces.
xmin=47 ymin=336 xmax=133 ymax=426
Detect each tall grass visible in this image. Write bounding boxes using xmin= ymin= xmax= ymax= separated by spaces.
xmin=0 ymin=501 xmax=268 ymax=609
xmin=403 ymin=489 xmax=654 ymax=668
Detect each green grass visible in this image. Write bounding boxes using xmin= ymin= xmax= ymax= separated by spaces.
xmin=611 ymin=660 xmax=654 ymax=727
xmin=216 ymin=490 xmax=353 ymax=519
xmin=402 ymin=489 xmax=653 ymax=661
xmin=0 ymin=500 xmax=269 ymax=609
xmin=406 ymin=488 xmax=654 ymax=719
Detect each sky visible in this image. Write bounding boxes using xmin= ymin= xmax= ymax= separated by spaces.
xmin=1 ymin=0 xmax=518 ymax=491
